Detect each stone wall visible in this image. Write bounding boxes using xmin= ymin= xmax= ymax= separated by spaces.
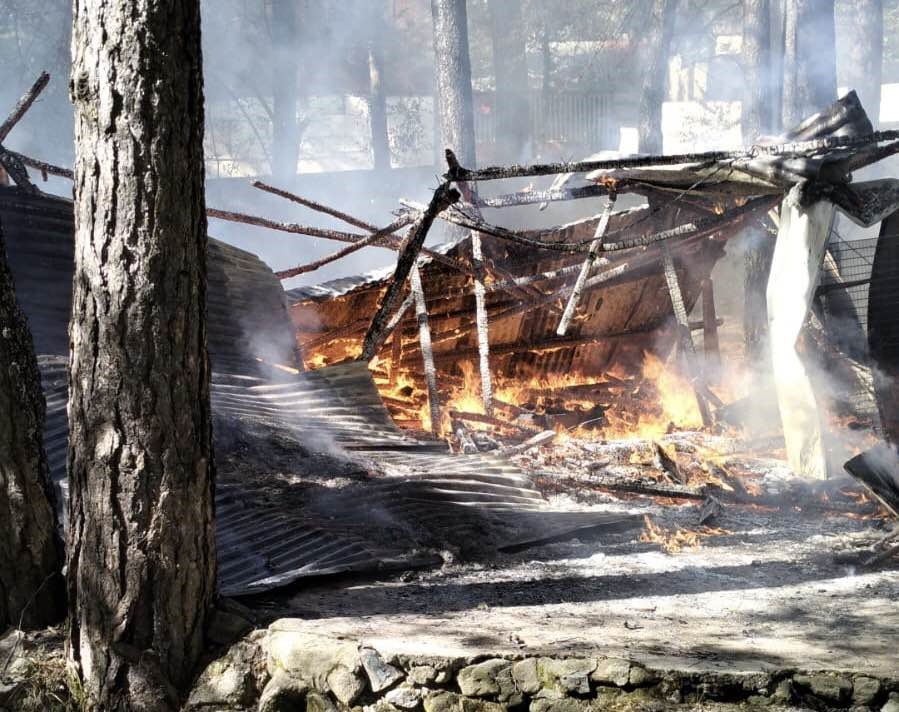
xmin=185 ymin=622 xmax=899 ymax=711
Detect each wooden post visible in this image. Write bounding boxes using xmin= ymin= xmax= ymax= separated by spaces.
xmin=470 ymin=229 xmax=494 ymax=415
xmin=702 ymin=278 xmax=721 ymax=373
xmin=660 ymin=244 xmax=713 ymax=428
xmin=411 ymin=265 xmax=441 ymax=436
xmin=766 ymin=194 xmax=835 ymax=479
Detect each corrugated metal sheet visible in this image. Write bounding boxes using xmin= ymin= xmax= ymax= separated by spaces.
xmin=6 ymin=187 xmax=640 ymax=597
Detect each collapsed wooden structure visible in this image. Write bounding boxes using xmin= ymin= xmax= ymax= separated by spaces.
xmin=222 ymin=94 xmax=899 ymax=472
xmin=4 ymin=71 xmax=899 ymax=560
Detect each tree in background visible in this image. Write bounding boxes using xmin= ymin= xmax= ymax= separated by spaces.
xmin=843 ymin=0 xmax=883 ymax=124
xmin=742 ymin=0 xmax=777 ymax=363
xmin=67 ymin=0 xmax=215 ymax=706
xmin=782 ymin=0 xmax=837 ymax=127
xmin=431 ymin=0 xmax=477 ymax=167
xmin=639 ymin=0 xmax=679 ymax=154
xmin=488 ymin=0 xmax=530 ymax=163
xmin=368 ymin=1 xmax=391 ymax=172
xmin=272 ymin=0 xmax=300 ymax=178
xmin=0 ymin=220 xmax=64 ymax=631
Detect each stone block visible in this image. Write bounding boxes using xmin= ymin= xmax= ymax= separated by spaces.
xmin=386 ymin=686 xmax=423 ymax=709
xmin=258 ymin=671 xmax=308 ymax=712
xmin=511 ymin=659 xmax=540 ymax=695
xmin=327 ymin=665 xmax=366 ymax=706
xmin=537 ymin=658 xmax=596 ymax=694
xmin=267 ymin=627 xmax=360 ymax=690
xmin=590 ymin=659 xmax=630 ymax=687
xmin=409 ymin=666 xmax=438 ymax=685
xmin=627 ymin=664 xmax=658 ymax=687
xmin=424 ymin=691 xmax=506 ymax=712
xmin=458 ymin=659 xmax=511 ymax=698
xmin=186 ymin=640 xmax=259 ymax=709
xmin=361 ymin=648 xmax=404 ymax=692
xmin=854 ymin=677 xmax=882 ymax=706
xmin=306 ymin=690 xmax=339 ymax=712
xmin=794 ymin=674 xmax=853 ymax=704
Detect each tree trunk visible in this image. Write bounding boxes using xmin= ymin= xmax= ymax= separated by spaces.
xmin=68 ymin=0 xmax=215 ymax=708
xmin=431 ymin=0 xmax=477 ymax=168
xmin=742 ymin=0 xmax=776 ymax=363
xmin=844 ymin=0 xmax=883 ymax=125
xmin=0 ymin=219 xmax=64 ymax=631
xmin=639 ymin=0 xmax=679 ymax=154
xmin=369 ymin=3 xmax=391 ymax=172
xmin=782 ymin=0 xmax=836 ymax=128
xmin=488 ymin=0 xmax=530 ymax=163
xmin=272 ymin=0 xmax=300 ymax=179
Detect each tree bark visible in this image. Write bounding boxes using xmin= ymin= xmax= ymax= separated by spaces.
xmin=488 ymin=0 xmax=530 ymax=163
xmin=68 ymin=0 xmax=215 ymax=708
xmin=0 ymin=219 xmax=64 ymax=631
xmin=431 ymin=0 xmax=477 ymax=167
xmin=742 ymin=0 xmax=775 ymax=363
xmin=782 ymin=0 xmax=836 ymax=128
xmin=844 ymin=0 xmax=883 ymax=126
xmin=272 ymin=0 xmax=300 ymax=179
xmin=639 ymin=0 xmax=679 ymax=154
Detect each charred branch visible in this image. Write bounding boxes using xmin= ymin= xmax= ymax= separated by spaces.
xmin=361 ymin=184 xmax=459 ymax=361
xmin=0 ymin=72 xmax=50 ymax=145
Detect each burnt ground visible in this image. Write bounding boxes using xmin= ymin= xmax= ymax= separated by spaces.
xmin=257 ymin=501 xmax=898 ymax=677
xmin=233 ymin=428 xmax=899 ymax=679
xmin=205 ymin=363 xmax=898 ymax=680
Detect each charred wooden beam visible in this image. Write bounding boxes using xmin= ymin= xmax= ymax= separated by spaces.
xmin=5 ymin=150 xmax=73 ymax=180
xmin=0 ymin=71 xmax=50 ymax=144
xmin=444 ymin=128 xmax=899 ymax=183
xmin=475 ymin=183 xmax=618 ymax=209
xmin=361 ymin=184 xmax=459 ymax=361
xmin=410 ymin=325 xmax=667 ymax=365
xmin=557 ymin=192 xmax=617 ymax=336
xmin=274 ymin=214 xmax=416 ymax=278
xmin=702 ymin=278 xmax=721 ymax=370
xmin=448 ymin=409 xmax=540 ymax=435
xmin=208 ymin=205 xmax=473 ymax=276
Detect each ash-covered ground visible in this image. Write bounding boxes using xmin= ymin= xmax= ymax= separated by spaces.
xmin=238 ymin=429 xmax=898 ymax=678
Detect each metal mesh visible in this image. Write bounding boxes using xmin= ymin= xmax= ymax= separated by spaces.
xmin=820 ymin=234 xmax=877 ymax=333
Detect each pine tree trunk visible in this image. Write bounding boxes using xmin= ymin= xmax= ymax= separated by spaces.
xmin=68 ymin=0 xmax=215 ymax=708
xmin=488 ymin=0 xmax=530 ymax=163
xmin=844 ymin=0 xmax=883 ymax=125
xmin=272 ymin=0 xmax=300 ymax=179
xmin=431 ymin=0 xmax=477 ymax=167
xmin=742 ymin=0 xmax=776 ymax=363
xmin=0 ymin=219 xmax=64 ymax=631
xmin=782 ymin=0 xmax=836 ymax=128
xmin=369 ymin=44 xmax=390 ymax=170
xmin=639 ymin=0 xmax=679 ymax=155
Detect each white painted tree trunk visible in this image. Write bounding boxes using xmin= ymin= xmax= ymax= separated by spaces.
xmin=766 ymin=197 xmax=835 ymax=479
